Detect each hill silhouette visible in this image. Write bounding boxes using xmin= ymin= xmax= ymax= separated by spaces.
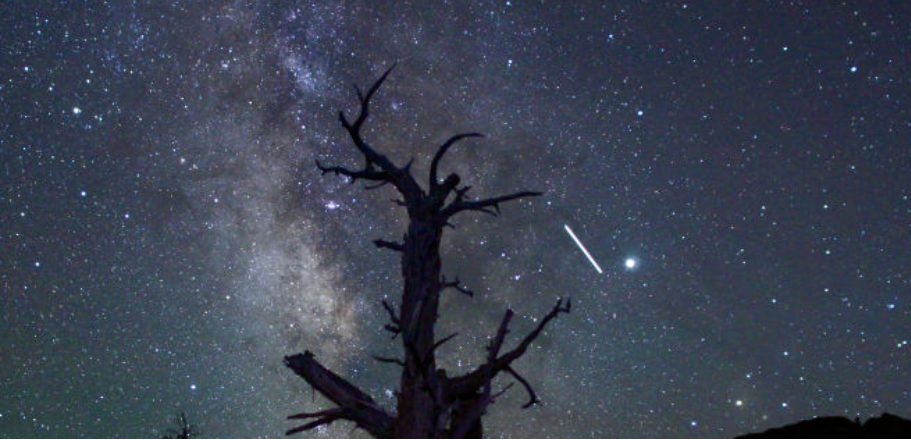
xmin=738 ymin=412 xmax=911 ymax=438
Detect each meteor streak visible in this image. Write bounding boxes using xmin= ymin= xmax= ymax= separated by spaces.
xmin=564 ymin=224 xmax=603 ymax=274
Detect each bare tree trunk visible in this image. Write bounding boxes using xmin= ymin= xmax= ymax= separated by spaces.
xmin=282 ymin=65 xmax=569 ymax=438
xmin=395 ymin=220 xmax=443 ymax=437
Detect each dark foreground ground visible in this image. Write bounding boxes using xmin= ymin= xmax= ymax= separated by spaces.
xmin=738 ymin=413 xmax=911 ymax=438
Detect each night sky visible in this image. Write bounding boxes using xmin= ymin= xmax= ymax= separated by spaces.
xmin=2 ymin=1 xmax=910 ymax=438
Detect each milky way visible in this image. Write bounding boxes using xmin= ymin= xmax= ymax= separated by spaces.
xmin=2 ymin=1 xmax=910 ymax=438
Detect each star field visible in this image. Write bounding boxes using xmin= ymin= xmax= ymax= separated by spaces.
xmin=1 ymin=1 xmax=910 ymax=438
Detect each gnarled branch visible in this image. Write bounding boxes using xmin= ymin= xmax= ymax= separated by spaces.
xmin=450 ymin=309 xmax=513 ymax=438
xmin=294 ymin=66 xmax=556 ymax=438
xmin=493 ymin=298 xmax=571 ymax=368
xmin=337 ymin=65 xmax=398 ymax=174
xmin=446 ymin=298 xmax=571 ymax=401
xmin=329 ymin=64 xmax=424 ymax=203
xmin=429 ymin=133 xmax=483 ymax=189
xmin=442 ymin=190 xmax=543 ymax=219
xmin=283 ymin=352 xmax=394 ymax=437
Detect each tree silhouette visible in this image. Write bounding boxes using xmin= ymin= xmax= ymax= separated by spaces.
xmin=284 ymin=65 xmax=570 ymax=438
xmin=161 ymin=411 xmax=199 ymax=439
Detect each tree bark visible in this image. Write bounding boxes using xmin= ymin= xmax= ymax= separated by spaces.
xmin=395 ymin=219 xmax=444 ymax=437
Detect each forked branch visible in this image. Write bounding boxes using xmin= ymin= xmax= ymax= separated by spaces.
xmin=337 ymin=66 xmax=398 ymax=175
xmin=381 ymin=300 xmax=401 ymax=339
xmin=321 ymin=64 xmax=423 ymax=202
xmin=450 ymin=310 xmax=514 ymax=438
xmin=446 ymin=298 xmax=571 ymax=400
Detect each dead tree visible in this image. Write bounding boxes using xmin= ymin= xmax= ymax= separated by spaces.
xmin=284 ymin=65 xmax=570 ymax=438
xmin=161 ymin=411 xmax=199 ymax=439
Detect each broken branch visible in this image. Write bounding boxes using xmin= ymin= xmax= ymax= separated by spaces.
xmin=373 ymin=239 xmax=404 ymax=252
xmin=442 ymin=275 xmax=475 ymax=297
xmin=283 ymin=352 xmax=394 ymax=437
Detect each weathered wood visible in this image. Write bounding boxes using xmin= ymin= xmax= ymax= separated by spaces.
xmin=284 ymin=352 xmax=394 ymax=437
xmin=284 ymin=66 xmax=564 ymax=438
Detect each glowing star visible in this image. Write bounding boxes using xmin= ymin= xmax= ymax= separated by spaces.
xmin=563 ymin=224 xmax=603 ymax=274
xmin=625 ymin=257 xmax=637 ymax=269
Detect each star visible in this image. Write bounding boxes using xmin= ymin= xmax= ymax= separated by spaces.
xmin=3 ymin=2 xmax=908 ymax=438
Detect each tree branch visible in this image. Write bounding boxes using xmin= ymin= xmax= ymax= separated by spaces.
xmin=287 ymin=412 xmax=345 ymax=436
xmin=505 ymin=366 xmax=539 ymax=409
xmin=381 ymin=300 xmax=399 ymax=325
xmin=431 ymin=332 xmax=459 ymax=353
xmin=283 ymin=352 xmax=394 ymax=437
xmin=450 ymin=310 xmax=513 ymax=438
xmin=380 ymin=300 xmax=401 ymax=339
xmin=373 ymin=239 xmax=404 ymax=252
xmin=493 ymin=298 xmax=571 ymax=368
xmin=338 ymin=66 xmax=396 ymax=169
xmin=491 ymin=382 xmax=515 ymax=401
xmin=429 ymin=133 xmax=483 ymax=189
xmin=364 ymin=180 xmax=390 ymax=190
xmin=384 ymin=324 xmax=401 ymax=339
xmin=442 ymin=190 xmax=543 ymax=219
xmin=287 ymin=408 xmax=348 ymax=435
xmin=446 ymin=298 xmax=571 ymax=401
xmin=372 ymin=355 xmax=405 ymax=367
xmin=335 ymin=64 xmax=426 ymax=202
xmin=316 ymin=160 xmax=391 ymax=184
xmin=288 ymin=408 xmax=346 ymax=420
xmin=442 ymin=275 xmax=474 ymax=297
